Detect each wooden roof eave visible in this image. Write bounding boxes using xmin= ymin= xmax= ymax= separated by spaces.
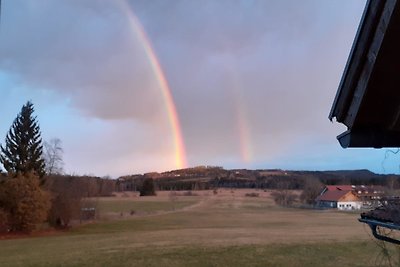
xmin=329 ymin=0 xmax=400 ymax=148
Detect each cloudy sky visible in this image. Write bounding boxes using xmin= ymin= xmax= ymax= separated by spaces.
xmin=1 ymin=0 xmax=399 ymax=177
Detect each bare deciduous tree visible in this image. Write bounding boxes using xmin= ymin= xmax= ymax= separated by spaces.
xmin=386 ymin=175 xmax=399 ymax=192
xmin=44 ymin=138 xmax=64 ymax=175
xmin=47 ymin=175 xmax=89 ymax=228
xmin=300 ymin=177 xmax=323 ymax=205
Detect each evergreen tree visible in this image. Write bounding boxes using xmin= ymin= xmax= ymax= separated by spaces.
xmin=0 ymin=101 xmax=45 ymax=180
xmin=140 ymin=178 xmax=156 ymax=196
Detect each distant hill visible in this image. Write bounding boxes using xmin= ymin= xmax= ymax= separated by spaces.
xmin=116 ymin=167 xmax=398 ymax=191
xmin=323 ymin=169 xmax=378 ymax=179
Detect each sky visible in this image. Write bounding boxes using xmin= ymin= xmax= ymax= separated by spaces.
xmin=1 ymin=0 xmax=400 ymax=177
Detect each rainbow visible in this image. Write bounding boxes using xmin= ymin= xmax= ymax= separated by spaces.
xmin=233 ymin=90 xmax=252 ymax=163
xmin=226 ymin=61 xmax=253 ymax=163
xmin=119 ymin=1 xmax=187 ymax=169
xmin=236 ymin=102 xmax=252 ymax=163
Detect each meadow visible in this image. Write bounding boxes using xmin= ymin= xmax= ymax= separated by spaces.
xmin=0 ymin=189 xmax=395 ymax=267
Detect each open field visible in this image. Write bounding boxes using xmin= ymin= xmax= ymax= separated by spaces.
xmin=0 ymin=189 xmax=394 ymax=267
xmin=94 ymin=191 xmax=200 ymax=219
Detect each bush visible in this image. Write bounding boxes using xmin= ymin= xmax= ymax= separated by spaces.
xmin=183 ymin=191 xmax=198 ymax=196
xmin=245 ymin=192 xmax=259 ymax=197
xmin=1 ymin=173 xmax=50 ymax=232
xmin=271 ymin=191 xmax=297 ymax=207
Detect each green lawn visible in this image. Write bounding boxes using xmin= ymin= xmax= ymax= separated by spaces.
xmin=0 ymin=190 xmax=395 ymax=267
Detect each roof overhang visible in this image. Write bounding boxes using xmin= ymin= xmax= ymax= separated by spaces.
xmin=329 ymin=0 xmax=400 ymax=148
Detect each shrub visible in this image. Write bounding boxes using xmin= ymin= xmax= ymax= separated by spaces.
xmin=1 ymin=173 xmax=50 ymax=232
xmin=245 ymin=192 xmax=259 ymax=197
xmin=183 ymin=191 xmax=198 ymax=196
xmin=271 ymin=190 xmax=297 ymax=207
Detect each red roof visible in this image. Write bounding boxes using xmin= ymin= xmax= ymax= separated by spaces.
xmin=325 ymin=185 xmax=353 ymax=191
xmin=316 ymin=190 xmax=352 ymax=202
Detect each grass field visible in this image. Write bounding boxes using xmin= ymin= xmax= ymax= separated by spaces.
xmin=0 ymin=189 xmax=396 ymax=267
xmin=94 ymin=192 xmax=199 ymax=219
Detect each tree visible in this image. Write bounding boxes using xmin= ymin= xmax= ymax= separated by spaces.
xmin=43 ymin=138 xmax=64 ymax=175
xmin=0 ymin=101 xmax=46 ymax=180
xmin=300 ymin=177 xmax=323 ymax=205
xmin=140 ymin=178 xmax=156 ymax=196
xmin=386 ymin=175 xmax=399 ymax=191
xmin=46 ymin=175 xmax=84 ymax=228
xmin=0 ymin=172 xmax=50 ymax=232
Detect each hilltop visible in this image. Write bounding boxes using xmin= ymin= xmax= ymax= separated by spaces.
xmin=116 ymin=167 xmax=396 ymax=191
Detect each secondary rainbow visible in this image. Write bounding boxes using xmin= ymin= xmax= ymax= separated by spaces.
xmin=236 ymin=103 xmax=252 ymax=163
xmin=120 ymin=1 xmax=187 ymax=169
xmin=226 ymin=59 xmax=253 ymax=163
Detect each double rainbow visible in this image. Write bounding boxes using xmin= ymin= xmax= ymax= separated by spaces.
xmin=120 ymin=2 xmax=254 ymax=168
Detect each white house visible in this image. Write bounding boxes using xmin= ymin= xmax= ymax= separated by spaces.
xmin=316 ymin=190 xmax=362 ymax=210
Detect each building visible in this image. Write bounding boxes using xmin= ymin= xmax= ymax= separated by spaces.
xmin=353 ymin=185 xmax=385 ymax=208
xmin=316 ymin=184 xmax=385 ymax=210
xmin=316 ymin=189 xmax=361 ymax=210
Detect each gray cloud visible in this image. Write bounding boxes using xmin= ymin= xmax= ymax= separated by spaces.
xmin=1 ymin=0 xmax=166 ymax=121
xmin=141 ymin=0 xmax=366 ymax=162
xmin=0 ymin=0 xmax=367 ymax=173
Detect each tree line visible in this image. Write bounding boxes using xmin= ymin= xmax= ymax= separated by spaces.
xmin=117 ymin=170 xmax=400 ymax=193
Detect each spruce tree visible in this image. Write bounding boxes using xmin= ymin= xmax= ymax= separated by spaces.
xmin=140 ymin=178 xmax=156 ymax=196
xmin=0 ymin=101 xmax=45 ymax=180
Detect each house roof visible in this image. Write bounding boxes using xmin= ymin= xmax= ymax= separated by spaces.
xmin=329 ymin=0 xmax=400 ymax=148
xmin=326 ymin=185 xmax=353 ymax=191
xmin=316 ymin=190 xmax=354 ymax=202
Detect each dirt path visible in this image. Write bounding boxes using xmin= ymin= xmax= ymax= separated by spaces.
xmin=137 ymin=193 xmax=218 ymax=217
